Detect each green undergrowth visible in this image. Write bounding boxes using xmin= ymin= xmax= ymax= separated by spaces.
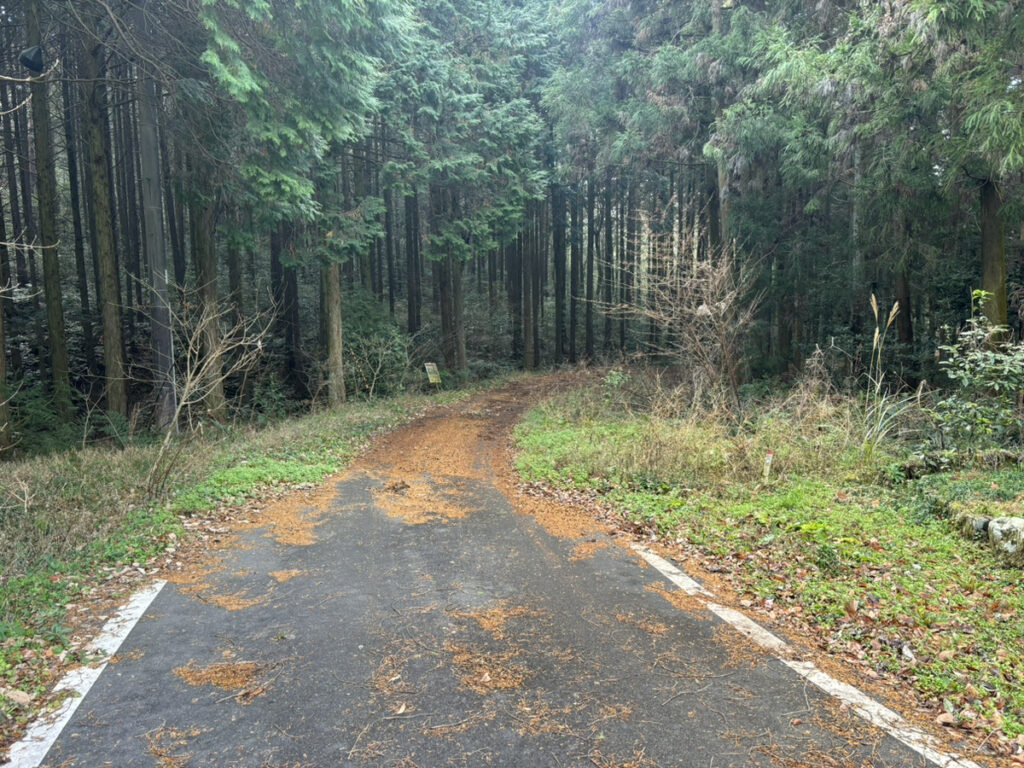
xmin=515 ymin=383 xmax=1024 ymax=738
xmin=0 ymin=383 xmax=489 ymax=728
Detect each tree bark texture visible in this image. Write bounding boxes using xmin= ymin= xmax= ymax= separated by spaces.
xmin=509 ymin=237 xmax=523 ymax=361
xmin=980 ymin=179 xmax=1008 ymax=328
xmin=405 ymin=191 xmax=420 ymax=334
xmin=27 ymin=0 xmax=71 ymax=417
xmin=0 ymin=284 xmax=10 ymax=452
xmin=552 ymin=184 xmax=566 ymax=364
xmin=192 ymin=197 xmax=226 ymax=422
xmin=569 ymin=184 xmax=581 ymax=363
xmin=585 ymin=176 xmax=595 ymax=359
xmin=603 ymin=173 xmax=613 ymax=351
xmin=135 ymin=19 xmax=177 ymax=430
xmin=0 ymin=83 xmax=26 ymax=286
xmin=61 ymin=71 xmax=96 ymax=374
xmin=384 ymin=184 xmax=396 ymax=316
xmin=324 ymin=260 xmax=346 ymax=405
xmin=522 ymin=222 xmax=535 ymax=370
xmin=79 ymin=33 xmax=128 ymax=417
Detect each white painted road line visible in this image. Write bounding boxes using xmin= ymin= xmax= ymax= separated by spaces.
xmin=631 ymin=544 xmax=984 ymax=768
xmin=6 ymin=580 xmax=166 ymax=768
xmin=782 ymin=660 xmax=981 ymax=768
xmin=632 ymin=544 xmax=713 ymax=596
xmin=705 ymin=603 xmax=791 ymax=656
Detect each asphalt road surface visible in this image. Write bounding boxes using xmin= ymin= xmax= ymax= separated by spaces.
xmin=36 ymin=381 xmax=940 ymax=768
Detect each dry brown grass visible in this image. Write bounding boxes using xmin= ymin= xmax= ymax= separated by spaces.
xmin=371 ymin=654 xmax=412 ymax=696
xmin=510 ymin=697 xmax=582 ymax=735
xmin=643 ymin=582 xmax=707 ymax=615
xmin=0 ymin=441 xmax=187 ymax=583
xmin=527 ymin=369 xmax=879 ymax=500
xmin=109 ymin=648 xmax=145 ymax=664
xmin=585 ymin=745 xmax=659 ymax=768
xmin=421 ymin=709 xmax=496 ymax=737
xmin=0 ymin=385 xmax=476 ymax=606
xmin=570 ymin=538 xmax=612 ymax=561
xmin=710 ymin=624 xmax=765 ymax=670
xmin=369 ymin=474 xmax=474 ymax=524
xmin=194 ymin=590 xmax=264 ymax=611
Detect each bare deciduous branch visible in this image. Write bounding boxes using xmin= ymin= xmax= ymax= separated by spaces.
xmin=598 ymin=211 xmax=762 ymax=411
xmin=138 ymin=287 xmax=272 ymax=495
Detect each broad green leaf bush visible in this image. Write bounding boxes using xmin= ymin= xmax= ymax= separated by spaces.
xmin=929 ymin=295 xmax=1024 ymax=451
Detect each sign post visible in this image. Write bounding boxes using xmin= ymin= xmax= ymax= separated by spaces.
xmin=424 ymin=362 xmax=442 ymax=390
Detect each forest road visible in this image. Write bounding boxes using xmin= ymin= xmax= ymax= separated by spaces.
xmin=36 ymin=377 xmax=941 ymax=768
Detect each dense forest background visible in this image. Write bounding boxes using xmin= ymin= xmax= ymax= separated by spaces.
xmin=1 ymin=0 xmax=1022 ymax=456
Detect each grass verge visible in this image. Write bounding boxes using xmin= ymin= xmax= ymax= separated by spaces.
xmin=0 ymin=384 xmax=487 ymax=741
xmin=514 ymin=375 xmax=1024 ymax=757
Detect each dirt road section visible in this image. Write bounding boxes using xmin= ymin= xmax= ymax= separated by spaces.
xmin=31 ymin=379 xmax=949 ymax=767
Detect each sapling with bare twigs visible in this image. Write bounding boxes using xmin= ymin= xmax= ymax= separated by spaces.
xmin=603 ymin=214 xmax=762 ymax=412
xmin=146 ymin=295 xmax=271 ymax=496
xmin=352 ymin=332 xmax=415 ymax=399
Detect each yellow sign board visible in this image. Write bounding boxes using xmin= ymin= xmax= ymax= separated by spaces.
xmin=424 ymin=362 xmax=442 ymax=385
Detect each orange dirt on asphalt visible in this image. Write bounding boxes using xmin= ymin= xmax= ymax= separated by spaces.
xmin=343 ymin=374 xmax=612 ymax=545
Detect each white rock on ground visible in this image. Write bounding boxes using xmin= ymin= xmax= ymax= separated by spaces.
xmin=988 ymin=517 xmax=1024 ymax=567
